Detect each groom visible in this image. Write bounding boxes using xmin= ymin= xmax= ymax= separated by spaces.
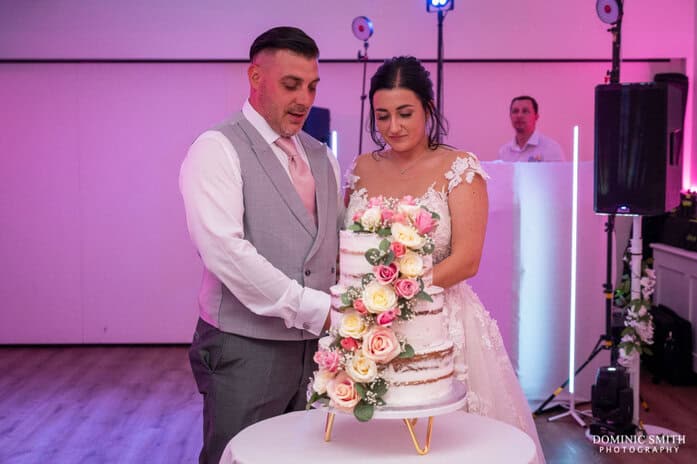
xmin=179 ymin=26 xmax=340 ymax=464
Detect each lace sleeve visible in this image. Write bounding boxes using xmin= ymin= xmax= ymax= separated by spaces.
xmin=444 ymin=152 xmax=490 ymax=193
xmin=343 ymin=156 xmax=360 ymax=191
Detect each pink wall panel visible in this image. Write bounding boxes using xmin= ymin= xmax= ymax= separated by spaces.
xmin=0 ymin=65 xmax=83 ymax=342
xmin=75 ymin=64 xmax=232 ymax=343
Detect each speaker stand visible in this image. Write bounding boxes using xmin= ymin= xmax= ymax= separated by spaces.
xmin=628 ymin=216 xmax=681 ymax=437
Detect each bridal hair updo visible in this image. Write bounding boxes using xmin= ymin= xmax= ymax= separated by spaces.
xmin=368 ymin=56 xmax=449 ymax=152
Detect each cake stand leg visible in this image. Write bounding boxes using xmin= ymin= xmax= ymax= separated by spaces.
xmin=324 ymin=412 xmax=335 ymax=442
xmin=403 ymin=416 xmax=434 ymax=455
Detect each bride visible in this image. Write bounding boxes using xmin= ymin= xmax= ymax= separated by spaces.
xmin=344 ymin=56 xmax=545 ymax=463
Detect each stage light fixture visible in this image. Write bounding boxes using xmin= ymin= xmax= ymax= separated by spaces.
xmin=590 ymin=365 xmax=636 ymax=436
xmin=351 ymin=16 xmax=373 ymax=41
xmin=596 ymin=0 xmax=622 ymax=25
xmin=426 ymin=0 xmax=454 ymax=13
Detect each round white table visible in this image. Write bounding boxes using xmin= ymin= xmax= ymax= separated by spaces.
xmin=220 ymin=408 xmax=537 ymax=463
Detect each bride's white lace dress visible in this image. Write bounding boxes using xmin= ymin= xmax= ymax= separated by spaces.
xmin=345 ymin=154 xmax=545 ymax=464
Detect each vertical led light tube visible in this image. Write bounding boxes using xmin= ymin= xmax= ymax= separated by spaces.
xmin=568 ymin=125 xmax=580 ymax=394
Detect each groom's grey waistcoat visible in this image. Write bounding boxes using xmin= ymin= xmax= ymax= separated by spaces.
xmin=198 ymin=112 xmax=339 ymax=340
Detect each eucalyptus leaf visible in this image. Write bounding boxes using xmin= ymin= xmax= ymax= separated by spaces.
xmin=398 ymin=344 xmax=415 ymax=358
xmin=416 ymin=291 xmax=433 ymax=302
xmin=365 ymin=248 xmax=382 ymax=266
xmin=354 ymin=401 xmax=374 ymax=422
xmin=355 ymin=382 xmax=366 ymax=399
xmin=341 ymin=293 xmax=352 ymax=306
xmin=379 ymin=239 xmax=391 ymax=251
xmin=306 ymin=392 xmax=329 ymax=410
xmin=378 ymin=227 xmax=392 ymax=237
xmin=348 ymin=223 xmax=363 ymax=232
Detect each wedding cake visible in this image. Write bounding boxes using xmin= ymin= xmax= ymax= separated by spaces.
xmin=309 ymin=197 xmax=456 ymax=421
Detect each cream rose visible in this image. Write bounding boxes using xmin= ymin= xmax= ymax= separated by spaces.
xmin=390 ymin=222 xmax=426 ymax=249
xmin=398 ymin=251 xmax=425 ymax=278
xmin=339 ymin=311 xmax=368 ymax=339
xmin=360 ymin=206 xmax=382 ymax=230
xmin=362 ymin=327 xmax=402 ymax=363
xmin=345 ymin=354 xmax=378 ymax=383
xmin=397 ymin=202 xmax=422 ymax=221
xmin=362 ymin=280 xmax=397 ymax=314
xmin=312 ymin=369 xmax=336 ymax=394
xmin=326 ymin=372 xmax=361 ymax=412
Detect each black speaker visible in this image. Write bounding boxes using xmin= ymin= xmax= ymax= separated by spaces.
xmin=594 ymin=82 xmax=685 ymax=215
xmin=302 ymin=106 xmax=331 ymax=145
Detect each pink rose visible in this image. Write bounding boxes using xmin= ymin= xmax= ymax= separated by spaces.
xmin=390 ymin=242 xmax=406 ymax=258
xmin=352 ymin=209 xmax=365 ymax=223
xmin=368 ymin=196 xmax=384 ymax=207
xmin=399 ymin=195 xmax=416 ymax=205
xmin=391 ymin=213 xmax=408 ymax=225
xmin=394 ymin=278 xmax=419 ymax=299
xmin=362 ymin=327 xmax=401 ymax=364
xmin=326 ymin=372 xmax=360 ymax=412
xmin=313 ymin=350 xmax=341 ymax=373
xmin=414 ymin=210 xmax=437 ymax=235
xmin=376 ymin=309 xmax=397 ymax=327
xmin=381 ymin=208 xmax=395 ymax=223
xmin=374 ymin=263 xmax=399 ymax=285
xmin=340 ymin=337 xmax=359 ymax=351
xmin=353 ymin=298 xmax=368 ymax=314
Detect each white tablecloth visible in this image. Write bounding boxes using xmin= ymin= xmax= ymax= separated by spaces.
xmin=220 ymin=409 xmax=536 ymax=463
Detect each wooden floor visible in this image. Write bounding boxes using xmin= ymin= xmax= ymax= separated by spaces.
xmin=0 ymin=346 xmax=694 ymax=463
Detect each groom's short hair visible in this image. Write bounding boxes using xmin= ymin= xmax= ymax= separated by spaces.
xmin=249 ymin=27 xmax=319 ymax=61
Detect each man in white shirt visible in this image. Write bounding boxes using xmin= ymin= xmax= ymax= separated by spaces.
xmin=179 ymin=27 xmax=340 ymax=464
xmin=498 ymin=95 xmax=565 ymax=162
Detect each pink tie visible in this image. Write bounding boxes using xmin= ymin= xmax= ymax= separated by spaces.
xmin=275 ymin=136 xmax=317 ymax=224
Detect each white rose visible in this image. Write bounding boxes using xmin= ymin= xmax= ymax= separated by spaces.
xmin=312 ymin=369 xmax=336 ymax=394
xmin=391 ymin=222 xmax=426 ymax=249
xmin=360 ymin=206 xmax=383 ymax=230
xmin=345 ymin=354 xmax=378 ymax=383
xmin=398 ymin=251 xmax=425 ymax=278
xmin=362 ymin=280 xmax=397 ymax=314
xmin=398 ymin=203 xmax=422 ymax=221
xmin=339 ymin=311 xmax=369 ymax=338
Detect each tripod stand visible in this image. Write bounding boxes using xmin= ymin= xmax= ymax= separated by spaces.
xmin=535 ymin=4 xmax=625 ymax=425
xmin=533 ymin=215 xmax=618 ymax=424
xmin=350 ymin=16 xmax=373 ymax=156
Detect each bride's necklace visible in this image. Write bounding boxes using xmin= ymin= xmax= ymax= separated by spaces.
xmin=398 ymin=162 xmax=419 ymax=175
xmin=391 ymin=151 xmax=430 ymax=176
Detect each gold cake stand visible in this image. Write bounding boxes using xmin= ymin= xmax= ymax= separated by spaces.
xmin=320 ymin=382 xmax=467 ymax=455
